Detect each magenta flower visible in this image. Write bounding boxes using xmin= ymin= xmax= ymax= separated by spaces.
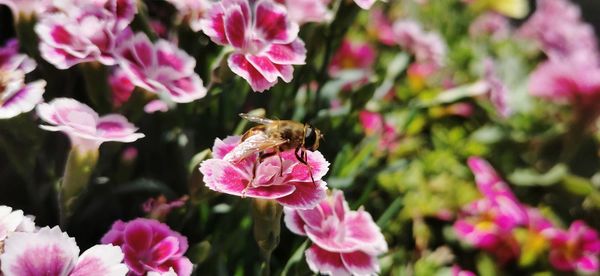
xmin=143 ymin=195 xmax=189 ymax=221
xmin=328 ymin=39 xmax=376 ymax=77
xmin=37 ymin=98 xmax=145 ymax=151
xmin=517 ymin=0 xmax=598 ymax=59
xmin=544 ymin=221 xmax=600 ymax=273
xmin=469 ymin=12 xmax=511 ymax=40
xmin=199 ymin=0 xmax=307 ymax=92
xmin=101 ymin=218 xmax=193 ymax=276
xmin=274 ymin=0 xmax=331 ymax=25
xmin=393 ymin=19 xmax=447 ymax=68
xmin=283 ymin=190 xmax=388 ymax=275
xmin=1 ymin=226 xmax=128 ymax=276
xmin=0 ymin=205 xmax=35 ymax=243
xmin=451 ymin=265 xmax=476 ymax=276
xmin=199 ymin=135 xmax=329 ymax=209
xmin=35 ymin=0 xmax=137 ymax=69
xmin=109 ymin=69 xmax=135 ymax=108
xmin=115 ymin=33 xmax=207 ymax=103
xmin=0 ymin=39 xmax=46 ymax=119
xmin=359 ymin=110 xmax=398 ymax=150
xmin=453 ymin=157 xmax=527 ymax=262
xmin=367 ymin=8 xmax=395 ymax=46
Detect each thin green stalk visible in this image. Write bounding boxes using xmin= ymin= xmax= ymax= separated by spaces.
xmin=59 ymin=147 xmax=99 ymax=227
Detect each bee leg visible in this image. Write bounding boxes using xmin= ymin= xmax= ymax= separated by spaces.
xmin=296 ymin=148 xmax=317 ymax=187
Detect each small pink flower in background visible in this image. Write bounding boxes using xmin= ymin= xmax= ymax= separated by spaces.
xmin=469 ymin=12 xmax=510 ymax=39
xmin=274 ymin=0 xmax=331 ymax=25
xmin=101 ymin=218 xmax=192 ymax=276
xmin=144 ymin=100 xmax=171 ymax=114
xmin=359 ymin=110 xmax=398 ymax=150
xmin=446 ymin=103 xmax=475 ymax=118
xmin=109 ymin=69 xmax=135 ymax=108
xmin=283 ymin=190 xmax=388 ymax=275
xmin=199 ymin=135 xmax=329 ymax=209
xmin=0 ymin=39 xmax=46 ymax=119
xmin=368 ymin=8 xmax=395 ymax=46
xmin=35 ymin=0 xmax=137 ymax=69
xmin=0 ymin=0 xmax=51 ymax=19
xmin=393 ymin=19 xmax=447 ymax=69
xmin=483 ymin=59 xmax=511 ymax=118
xmin=0 ymin=226 xmax=128 ymax=276
xmin=143 ymin=195 xmax=189 ymax=221
xmin=37 ymin=98 xmax=145 ymax=151
xmin=354 ymin=0 xmax=376 ymax=10
xmin=454 ymin=157 xmax=528 ymax=262
xmin=121 ymin=146 xmax=138 ymax=163
xmin=452 ymin=265 xmax=476 ymax=276
xmin=407 ymin=62 xmax=437 ymax=90
xmin=543 ymin=221 xmax=600 ymax=273
xmin=517 ymin=0 xmax=598 ymax=60
xmin=0 ymin=205 xmax=35 ymax=243
xmin=199 ymin=0 xmax=307 ymax=92
xmin=116 ymin=33 xmax=207 ymax=103
xmin=328 ymin=39 xmax=376 ymax=77
xmin=166 ymin=0 xmax=210 ymax=32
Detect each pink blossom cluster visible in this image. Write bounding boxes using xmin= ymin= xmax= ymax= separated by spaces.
xmin=454 ymin=157 xmax=600 ymax=273
xmin=199 ymin=135 xmax=330 ymax=209
xmin=274 ymin=0 xmax=332 ymax=25
xmin=284 ymin=190 xmax=388 ymax=275
xmin=359 ymin=110 xmax=398 ymax=150
xmin=393 ymin=19 xmax=447 ymax=69
xmin=469 ymin=12 xmax=511 ymax=40
xmin=0 ymin=206 xmax=129 ymax=276
xmin=328 ymin=40 xmax=376 ymax=77
xmin=0 ymin=39 xmax=46 ymax=119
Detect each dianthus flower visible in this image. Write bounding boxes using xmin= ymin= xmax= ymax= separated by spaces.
xmin=166 ymin=0 xmax=210 ymax=32
xmin=544 ymin=221 xmax=600 ymax=273
xmin=328 ymin=39 xmax=375 ymax=77
xmin=0 ymin=205 xmax=35 ymax=245
xmin=393 ymin=19 xmax=447 ymax=69
xmin=469 ymin=12 xmax=511 ymax=40
xmin=0 ymin=0 xmax=51 ymax=20
xmin=359 ymin=110 xmax=398 ymax=150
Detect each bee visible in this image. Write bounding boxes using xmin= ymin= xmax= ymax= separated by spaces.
xmin=225 ymin=113 xmax=324 ymax=185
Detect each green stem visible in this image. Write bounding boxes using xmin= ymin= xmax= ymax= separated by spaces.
xmin=251 ymin=199 xmax=283 ymax=276
xmin=80 ymin=62 xmax=112 ymax=112
xmin=59 ymin=147 xmax=99 ymax=227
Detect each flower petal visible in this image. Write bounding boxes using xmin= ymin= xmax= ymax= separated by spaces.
xmin=305 ymin=245 xmax=350 ymax=276
xmin=199 ymin=159 xmax=250 ymax=195
xmin=264 ymin=39 xmax=306 ymax=65
xmin=276 ymin=181 xmax=327 ymax=209
xmin=254 ymin=0 xmax=299 ymax=44
xmin=340 ymin=250 xmax=380 ymax=275
xmin=224 ymin=4 xmax=248 ymax=49
xmin=228 ymin=53 xmax=276 ymax=92
xmin=70 ymin=244 xmax=128 ymax=276
xmin=283 ymin=208 xmax=307 ymax=236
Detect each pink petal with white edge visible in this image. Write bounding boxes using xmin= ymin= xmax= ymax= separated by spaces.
xmin=344 ymin=209 xmax=388 ymax=255
xmin=265 ymin=40 xmax=307 ymax=65
xmin=274 ymin=63 xmax=294 ymax=83
xmin=198 ymin=3 xmax=228 ymax=45
xmin=354 ymin=0 xmax=376 ymax=9
xmin=151 ymin=237 xmax=180 ymax=264
xmin=332 ymin=190 xmax=348 ymax=221
xmin=70 ymin=244 xmax=128 ymax=276
xmin=245 ymin=184 xmax=296 ymax=199
xmin=0 ymin=226 xmax=79 ymax=276
xmin=254 ymin=0 xmax=299 ymax=44
xmin=0 ymin=80 xmax=46 ymax=119
xmin=246 ymin=55 xmax=280 ymax=83
xmin=212 ymin=136 xmax=240 ymax=159
xmin=340 ymin=250 xmax=380 ymax=275
xmin=577 ymin=255 xmax=599 ymax=273
xmin=155 ymin=40 xmax=196 ymax=74
xmin=297 ymin=205 xmax=325 ymax=229
xmin=282 ymin=150 xmax=330 ymax=182
xmin=283 ymin=208 xmax=307 ymax=236
xmin=96 ymin=114 xmax=145 ymax=142
xmin=228 ymin=53 xmax=276 ymax=92
xmin=199 ymin=159 xmax=250 ymax=195
xmin=276 ymin=181 xmax=327 ymax=209
xmin=305 ymin=245 xmax=351 ymax=276
xmin=224 ymin=4 xmax=249 ymax=49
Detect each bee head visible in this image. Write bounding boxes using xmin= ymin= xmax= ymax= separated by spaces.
xmin=304 ymin=125 xmax=322 ymax=151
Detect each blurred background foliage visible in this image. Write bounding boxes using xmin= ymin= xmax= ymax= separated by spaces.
xmin=1 ymin=0 xmax=600 ymax=275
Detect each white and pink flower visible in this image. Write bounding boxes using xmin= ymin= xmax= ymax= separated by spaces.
xmin=199 ymin=0 xmax=307 ymax=92
xmin=393 ymin=19 xmax=447 ymax=69
xmin=35 ymin=0 xmax=137 ymax=69
xmin=199 ymin=135 xmax=329 ymax=209
xmin=0 ymin=226 xmax=128 ymax=276
xmin=37 ymin=98 xmax=145 ymax=151
xmin=0 ymin=0 xmax=51 ymax=19
xmin=284 ymin=190 xmax=388 ymax=275
xmin=0 ymin=205 xmax=35 ymax=244
xmin=101 ymin=218 xmax=193 ymax=276
xmin=354 ymin=0 xmax=376 ymax=10
xmin=0 ymin=39 xmax=46 ymax=119
xmin=545 ymin=221 xmax=600 ymax=273
xmin=274 ymin=0 xmax=331 ymax=25
xmin=483 ymin=59 xmax=511 ymax=118
xmin=115 ymin=33 xmax=207 ymax=103
xmin=166 ymin=0 xmax=210 ymax=32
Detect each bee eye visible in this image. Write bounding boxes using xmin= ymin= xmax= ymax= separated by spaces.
xmin=304 ymin=127 xmax=317 ymax=150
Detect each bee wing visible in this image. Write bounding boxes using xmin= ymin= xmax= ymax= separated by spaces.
xmin=224 ymin=133 xmax=287 ymax=162
xmin=239 ymin=113 xmax=274 ymax=125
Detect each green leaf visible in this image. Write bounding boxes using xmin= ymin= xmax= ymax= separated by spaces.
xmin=281 ymin=240 xmax=308 ymax=276
xmin=508 ymin=164 xmax=568 ymax=187
xmin=377 ymin=197 xmax=403 ymax=228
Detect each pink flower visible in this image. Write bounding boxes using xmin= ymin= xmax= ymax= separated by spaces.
xmin=367 ymin=8 xmax=395 ymax=46
xmin=283 ymin=190 xmax=388 ymax=275
xmin=0 ymin=39 xmax=46 ymax=119
xmin=143 ymin=195 xmax=189 ymax=221
xmin=446 ymin=102 xmax=475 ymax=118
xmin=517 ymin=0 xmax=598 ymax=60
xmin=274 ymin=0 xmax=331 ymax=25
xmin=0 ymin=205 xmax=35 ymax=243
xmin=328 ymin=39 xmax=375 ymax=77
xmin=483 ymin=59 xmax=511 ymax=118
xmin=199 ymin=135 xmax=329 ymax=209
xmin=109 ymin=69 xmax=135 ymax=108
xmin=37 ymin=98 xmax=145 ymax=151
xmin=469 ymin=12 xmax=511 ymax=39
xmin=393 ymin=19 xmax=447 ymax=68
xmin=354 ymin=0 xmax=376 ymax=9
xmin=0 ymin=0 xmax=51 ymax=19
xmin=35 ymin=0 xmax=137 ymax=69
xmin=452 ymin=265 xmax=476 ymax=276
xmin=115 ymin=33 xmax=207 ymax=103
xmin=545 ymin=221 xmax=600 ymax=273
xmin=199 ymin=0 xmax=307 ymax=92
xmin=101 ymin=218 xmax=193 ymax=276
xmin=453 ymin=157 xmax=528 ymax=262
xmin=0 ymin=226 xmax=128 ymax=276
xmin=166 ymin=0 xmax=210 ymax=32
xmin=359 ymin=110 xmax=398 ymax=150
xmin=144 ymin=100 xmax=171 ymax=114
